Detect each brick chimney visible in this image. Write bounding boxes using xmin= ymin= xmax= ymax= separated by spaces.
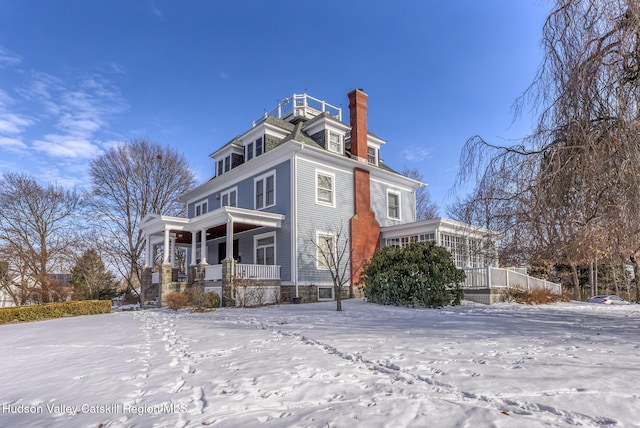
xmin=348 ymin=89 xmax=368 ymax=162
xmin=348 ymin=89 xmax=380 ymax=296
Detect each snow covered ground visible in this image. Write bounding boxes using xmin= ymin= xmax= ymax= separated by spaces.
xmin=1 ymin=299 xmax=639 ymax=427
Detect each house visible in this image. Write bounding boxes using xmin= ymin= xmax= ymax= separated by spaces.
xmin=141 ymin=89 xmax=423 ymax=306
xmin=140 ymin=89 xmax=559 ymax=306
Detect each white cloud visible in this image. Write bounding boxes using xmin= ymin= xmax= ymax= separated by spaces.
xmin=401 ymin=146 xmax=432 ymax=162
xmin=0 ymin=113 xmax=34 ymax=134
xmin=33 ymin=134 xmax=102 ymax=159
xmin=0 ymin=136 xmax=27 ymax=151
xmin=0 ymin=46 xmax=22 ymax=68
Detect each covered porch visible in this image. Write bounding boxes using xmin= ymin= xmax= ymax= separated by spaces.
xmin=140 ymin=206 xmax=285 ymax=306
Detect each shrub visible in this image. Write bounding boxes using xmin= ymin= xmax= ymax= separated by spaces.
xmin=186 ymin=286 xmax=221 ymax=310
xmin=0 ymin=300 xmax=112 ymax=324
xmin=361 ymin=242 xmax=465 ymax=308
xmin=204 ymin=292 xmax=221 ymax=309
xmin=500 ymin=287 xmax=567 ymax=304
xmin=165 ymin=292 xmax=189 ymax=311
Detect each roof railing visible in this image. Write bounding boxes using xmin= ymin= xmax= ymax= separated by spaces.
xmin=252 ymin=93 xmax=342 ymax=127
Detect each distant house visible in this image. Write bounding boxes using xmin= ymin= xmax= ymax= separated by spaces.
xmin=140 ymin=90 xmax=559 ymax=306
xmin=0 ymin=262 xmax=73 ymax=307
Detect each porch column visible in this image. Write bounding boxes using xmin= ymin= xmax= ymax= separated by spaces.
xmin=200 ymin=229 xmax=208 ymax=265
xmin=145 ymin=236 xmax=152 ymax=268
xmin=163 ymin=228 xmax=170 ymax=265
xmin=226 ymin=217 xmax=234 ymax=260
xmin=190 ymin=232 xmax=197 ymax=265
xmin=170 ymin=236 xmax=177 ymax=268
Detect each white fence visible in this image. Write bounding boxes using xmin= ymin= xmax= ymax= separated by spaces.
xmin=463 ymin=267 xmax=562 ymax=294
xmin=204 ymin=264 xmax=281 ymax=281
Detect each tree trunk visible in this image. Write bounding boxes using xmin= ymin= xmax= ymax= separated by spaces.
xmin=631 ymin=255 xmax=640 ymax=303
xmin=571 ymin=264 xmax=580 ymax=300
xmin=335 ymin=285 xmax=342 ymax=311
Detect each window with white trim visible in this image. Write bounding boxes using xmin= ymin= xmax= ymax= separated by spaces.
xmin=217 ymin=160 xmax=223 ymax=176
xmin=387 ymin=190 xmax=400 ymax=220
xmin=254 ymin=232 xmax=275 ymax=265
xmin=318 ymin=287 xmax=333 ymax=300
xmin=316 ymin=171 xmax=334 ymax=206
xmin=220 ymin=187 xmax=237 ymax=207
xmin=224 ymin=155 xmax=230 ymax=172
xmin=195 ymin=200 xmax=208 ymax=217
xmin=255 ymin=137 xmax=264 ymax=157
xmin=255 ymin=171 xmax=275 ymax=210
xmin=246 ymin=142 xmax=254 ymax=161
xmin=367 ymin=146 xmax=378 ymax=165
xmin=328 ymin=131 xmax=342 ymax=154
xmin=316 ymin=232 xmax=335 ymax=270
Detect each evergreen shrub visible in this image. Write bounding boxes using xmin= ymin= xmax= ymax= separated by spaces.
xmin=361 ymin=242 xmax=465 ymax=308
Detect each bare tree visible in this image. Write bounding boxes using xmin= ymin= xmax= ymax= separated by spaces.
xmin=401 ymin=167 xmax=438 ymax=220
xmin=309 ymin=222 xmax=354 ymax=311
xmin=89 ymin=138 xmax=196 ymax=299
xmin=0 ymin=172 xmax=81 ymax=303
xmin=456 ymin=0 xmax=640 ymax=301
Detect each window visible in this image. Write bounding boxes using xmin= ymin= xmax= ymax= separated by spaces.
xmin=318 ymin=287 xmax=333 ymax=300
xmin=224 ymin=155 xmax=231 ymax=172
xmin=255 ymin=137 xmax=264 ymax=157
xmin=195 ymin=200 xmax=208 ymax=217
xmin=246 ymin=142 xmax=254 ymax=161
xmin=316 ymin=171 xmax=334 ymax=206
xmin=387 ymin=191 xmax=400 ymax=220
xmin=254 ymin=233 xmax=275 ymax=265
xmin=316 ymin=232 xmax=335 ymax=270
xmin=217 ymin=160 xmax=223 ymax=177
xmin=221 ymin=188 xmax=237 ymax=207
xmin=328 ymin=132 xmax=342 ymax=153
xmin=367 ymin=146 xmax=377 ymax=165
xmin=255 ymin=171 xmax=275 ymax=209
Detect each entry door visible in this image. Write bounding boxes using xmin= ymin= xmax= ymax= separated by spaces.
xmin=218 ymin=240 xmax=239 ymax=264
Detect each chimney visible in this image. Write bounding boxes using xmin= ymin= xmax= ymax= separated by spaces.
xmin=348 ymin=89 xmax=368 ymax=162
xmin=348 ymin=88 xmax=380 ymax=297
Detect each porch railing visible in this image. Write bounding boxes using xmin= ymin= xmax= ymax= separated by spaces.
xmin=204 ymin=263 xmax=281 ymax=281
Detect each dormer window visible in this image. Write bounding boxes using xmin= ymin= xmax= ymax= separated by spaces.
xmin=255 ymin=137 xmax=264 ymax=156
xmin=367 ymin=146 xmax=378 ymax=165
xmin=246 ymin=142 xmax=254 ymax=161
xmin=328 ymin=132 xmax=342 ymax=154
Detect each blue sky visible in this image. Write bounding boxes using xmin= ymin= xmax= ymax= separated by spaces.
xmin=0 ymin=0 xmax=549 ymax=213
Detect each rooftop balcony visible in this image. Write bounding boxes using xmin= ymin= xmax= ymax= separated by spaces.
xmin=253 ymin=93 xmax=342 ymax=127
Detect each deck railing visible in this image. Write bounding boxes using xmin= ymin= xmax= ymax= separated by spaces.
xmin=253 ymin=93 xmax=342 ymax=126
xmin=463 ymin=267 xmax=561 ymax=294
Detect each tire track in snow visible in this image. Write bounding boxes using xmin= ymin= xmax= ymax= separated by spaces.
xmin=250 ymin=319 xmax=620 ymax=427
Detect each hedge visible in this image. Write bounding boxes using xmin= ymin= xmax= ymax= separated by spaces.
xmin=0 ymin=300 xmax=112 ymax=324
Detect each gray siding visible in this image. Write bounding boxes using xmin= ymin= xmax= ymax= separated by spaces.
xmin=370 ymin=179 xmax=415 ymax=227
xmin=295 ymin=158 xmax=354 ymax=284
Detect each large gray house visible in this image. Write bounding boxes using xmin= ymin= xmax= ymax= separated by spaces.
xmin=140 ymin=89 xmax=559 ymax=306
xmin=141 ymin=89 xmax=423 ymax=305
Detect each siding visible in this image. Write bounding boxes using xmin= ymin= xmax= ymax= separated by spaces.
xmin=370 ymin=179 xmax=415 ymax=227
xmin=295 ymin=158 xmax=354 ymax=284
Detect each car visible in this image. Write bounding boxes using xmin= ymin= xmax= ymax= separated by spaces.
xmin=587 ymin=295 xmax=630 ymax=305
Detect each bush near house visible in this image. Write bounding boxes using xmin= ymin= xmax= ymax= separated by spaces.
xmin=0 ymin=300 xmax=112 ymax=324
xmin=165 ymin=292 xmax=189 ymax=311
xmin=361 ymin=241 xmax=465 ymax=308
xmin=500 ymin=287 xmax=568 ymax=304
